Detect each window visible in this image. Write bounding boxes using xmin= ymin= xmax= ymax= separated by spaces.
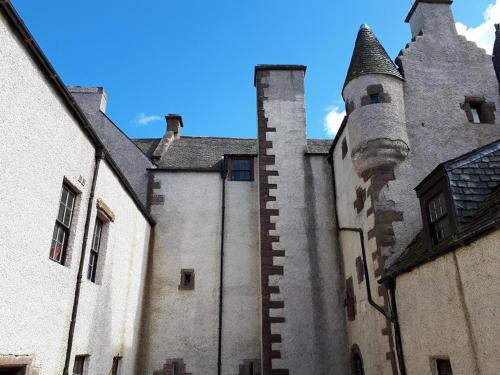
xmin=87 ymin=218 xmax=103 ymax=282
xmin=427 ymin=192 xmax=451 ymax=244
xmin=462 ymin=97 xmax=496 ymax=124
xmin=72 ymin=355 xmax=87 ymax=375
xmin=229 ymin=157 xmax=253 ymax=181
xmin=111 ymin=356 xmax=122 ymax=375
xmin=179 ymin=269 xmax=195 ymax=290
xmin=50 ymin=183 xmax=76 ymax=264
xmin=370 ymin=93 xmax=381 ymax=104
xmin=436 ymin=359 xmax=453 ymax=375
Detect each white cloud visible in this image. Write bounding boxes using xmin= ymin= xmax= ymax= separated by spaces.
xmin=323 ymin=105 xmax=346 ymax=137
xmin=456 ymin=0 xmax=500 ymax=53
xmin=133 ymin=113 xmax=162 ymax=126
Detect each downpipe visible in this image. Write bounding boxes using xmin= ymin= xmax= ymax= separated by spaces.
xmin=63 ymin=148 xmax=105 ymax=375
xmin=217 ymin=157 xmax=228 ymax=375
xmin=339 ymin=227 xmax=407 ymax=375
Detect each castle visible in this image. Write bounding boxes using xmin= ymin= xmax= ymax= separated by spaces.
xmin=2 ymin=0 xmax=500 ymax=374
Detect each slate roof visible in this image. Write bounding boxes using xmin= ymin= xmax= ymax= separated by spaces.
xmin=343 ymin=25 xmax=403 ymax=91
xmin=385 ymin=140 xmax=500 ymax=278
xmin=444 ymin=141 xmax=500 ymax=227
xmin=132 ymin=137 xmax=332 ymax=170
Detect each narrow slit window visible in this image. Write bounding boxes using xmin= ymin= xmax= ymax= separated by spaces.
xmin=87 ymin=218 xmax=103 ymax=282
xmin=436 ymin=359 xmax=453 ymax=375
xmin=427 ymin=192 xmax=451 ymax=244
xmin=230 ymin=157 xmax=253 ymax=181
xmin=50 ymin=183 xmax=76 ymax=264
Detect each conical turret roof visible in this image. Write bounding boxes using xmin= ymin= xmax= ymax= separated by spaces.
xmin=343 ymin=25 xmax=403 ymax=91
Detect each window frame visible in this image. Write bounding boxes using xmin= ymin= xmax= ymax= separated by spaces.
xmin=417 ymin=175 xmax=458 ymax=249
xmin=87 ymin=218 xmax=104 ymax=283
xmin=72 ymin=355 xmax=88 ymax=375
xmin=228 ymin=156 xmax=254 ymax=182
xmin=427 ymin=192 xmax=451 ymax=244
xmin=50 ymin=183 xmax=77 ymax=264
xmin=178 ymin=269 xmax=195 ymax=290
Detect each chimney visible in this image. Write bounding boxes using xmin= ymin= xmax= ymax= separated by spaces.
xmin=166 ymin=114 xmax=183 ymax=140
xmin=493 ymin=24 xmax=500 ymax=84
xmin=405 ymin=0 xmax=456 ymax=39
xmin=67 ymin=86 xmax=108 ymax=114
xmin=152 ymin=114 xmax=184 ymax=160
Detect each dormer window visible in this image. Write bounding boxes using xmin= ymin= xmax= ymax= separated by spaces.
xmin=427 ymin=192 xmax=451 ymax=244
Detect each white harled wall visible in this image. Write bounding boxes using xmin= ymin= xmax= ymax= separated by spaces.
xmin=139 ymin=170 xmax=261 ymax=375
xmin=0 ymin=10 xmax=152 ymax=375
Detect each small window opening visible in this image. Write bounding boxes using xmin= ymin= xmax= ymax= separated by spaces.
xmin=179 ymin=269 xmax=195 ymax=290
xmin=436 ymin=359 xmax=453 ymax=375
xmin=427 ymin=192 xmax=451 ymax=244
xmin=72 ymin=355 xmax=87 ymax=375
xmin=230 ymin=157 xmax=253 ymax=181
xmin=172 ymin=362 xmax=178 ymax=375
xmin=370 ymin=94 xmax=381 ymax=104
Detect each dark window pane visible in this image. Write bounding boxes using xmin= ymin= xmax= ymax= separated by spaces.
xmin=232 ymin=159 xmax=251 ymax=170
xmin=230 ymin=157 xmax=252 ymax=181
xmin=73 ymin=356 xmax=86 ymax=375
xmin=87 ymin=219 xmax=103 ymax=282
xmin=436 ymin=359 xmax=453 ymax=375
xmin=370 ymin=94 xmax=381 ymax=104
xmin=50 ymin=223 xmax=67 ymax=263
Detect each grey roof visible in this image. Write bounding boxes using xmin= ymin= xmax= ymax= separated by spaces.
xmin=386 ymin=140 xmax=500 ymax=278
xmin=343 ymin=25 xmax=403 ymax=90
xmin=69 ymin=88 xmax=154 ymax=206
xmin=444 ymin=140 xmax=500 ymax=227
xmin=132 ymin=137 xmax=332 ymax=170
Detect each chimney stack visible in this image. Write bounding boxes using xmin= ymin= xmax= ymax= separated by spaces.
xmin=405 ymin=0 xmax=455 ymax=39
xmin=67 ymin=86 xmax=108 ymax=114
xmin=152 ymin=114 xmax=184 ymax=160
xmin=166 ymin=114 xmax=183 ymax=140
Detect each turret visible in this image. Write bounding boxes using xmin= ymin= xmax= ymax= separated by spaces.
xmin=343 ymin=25 xmax=409 ymax=178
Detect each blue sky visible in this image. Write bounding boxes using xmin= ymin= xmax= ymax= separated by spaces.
xmin=11 ymin=0 xmax=498 ymax=139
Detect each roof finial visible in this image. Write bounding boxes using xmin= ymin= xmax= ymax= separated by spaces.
xmin=360 ymin=24 xmax=370 ymax=30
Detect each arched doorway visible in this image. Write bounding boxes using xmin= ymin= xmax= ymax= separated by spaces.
xmin=351 ymin=344 xmax=365 ymax=375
